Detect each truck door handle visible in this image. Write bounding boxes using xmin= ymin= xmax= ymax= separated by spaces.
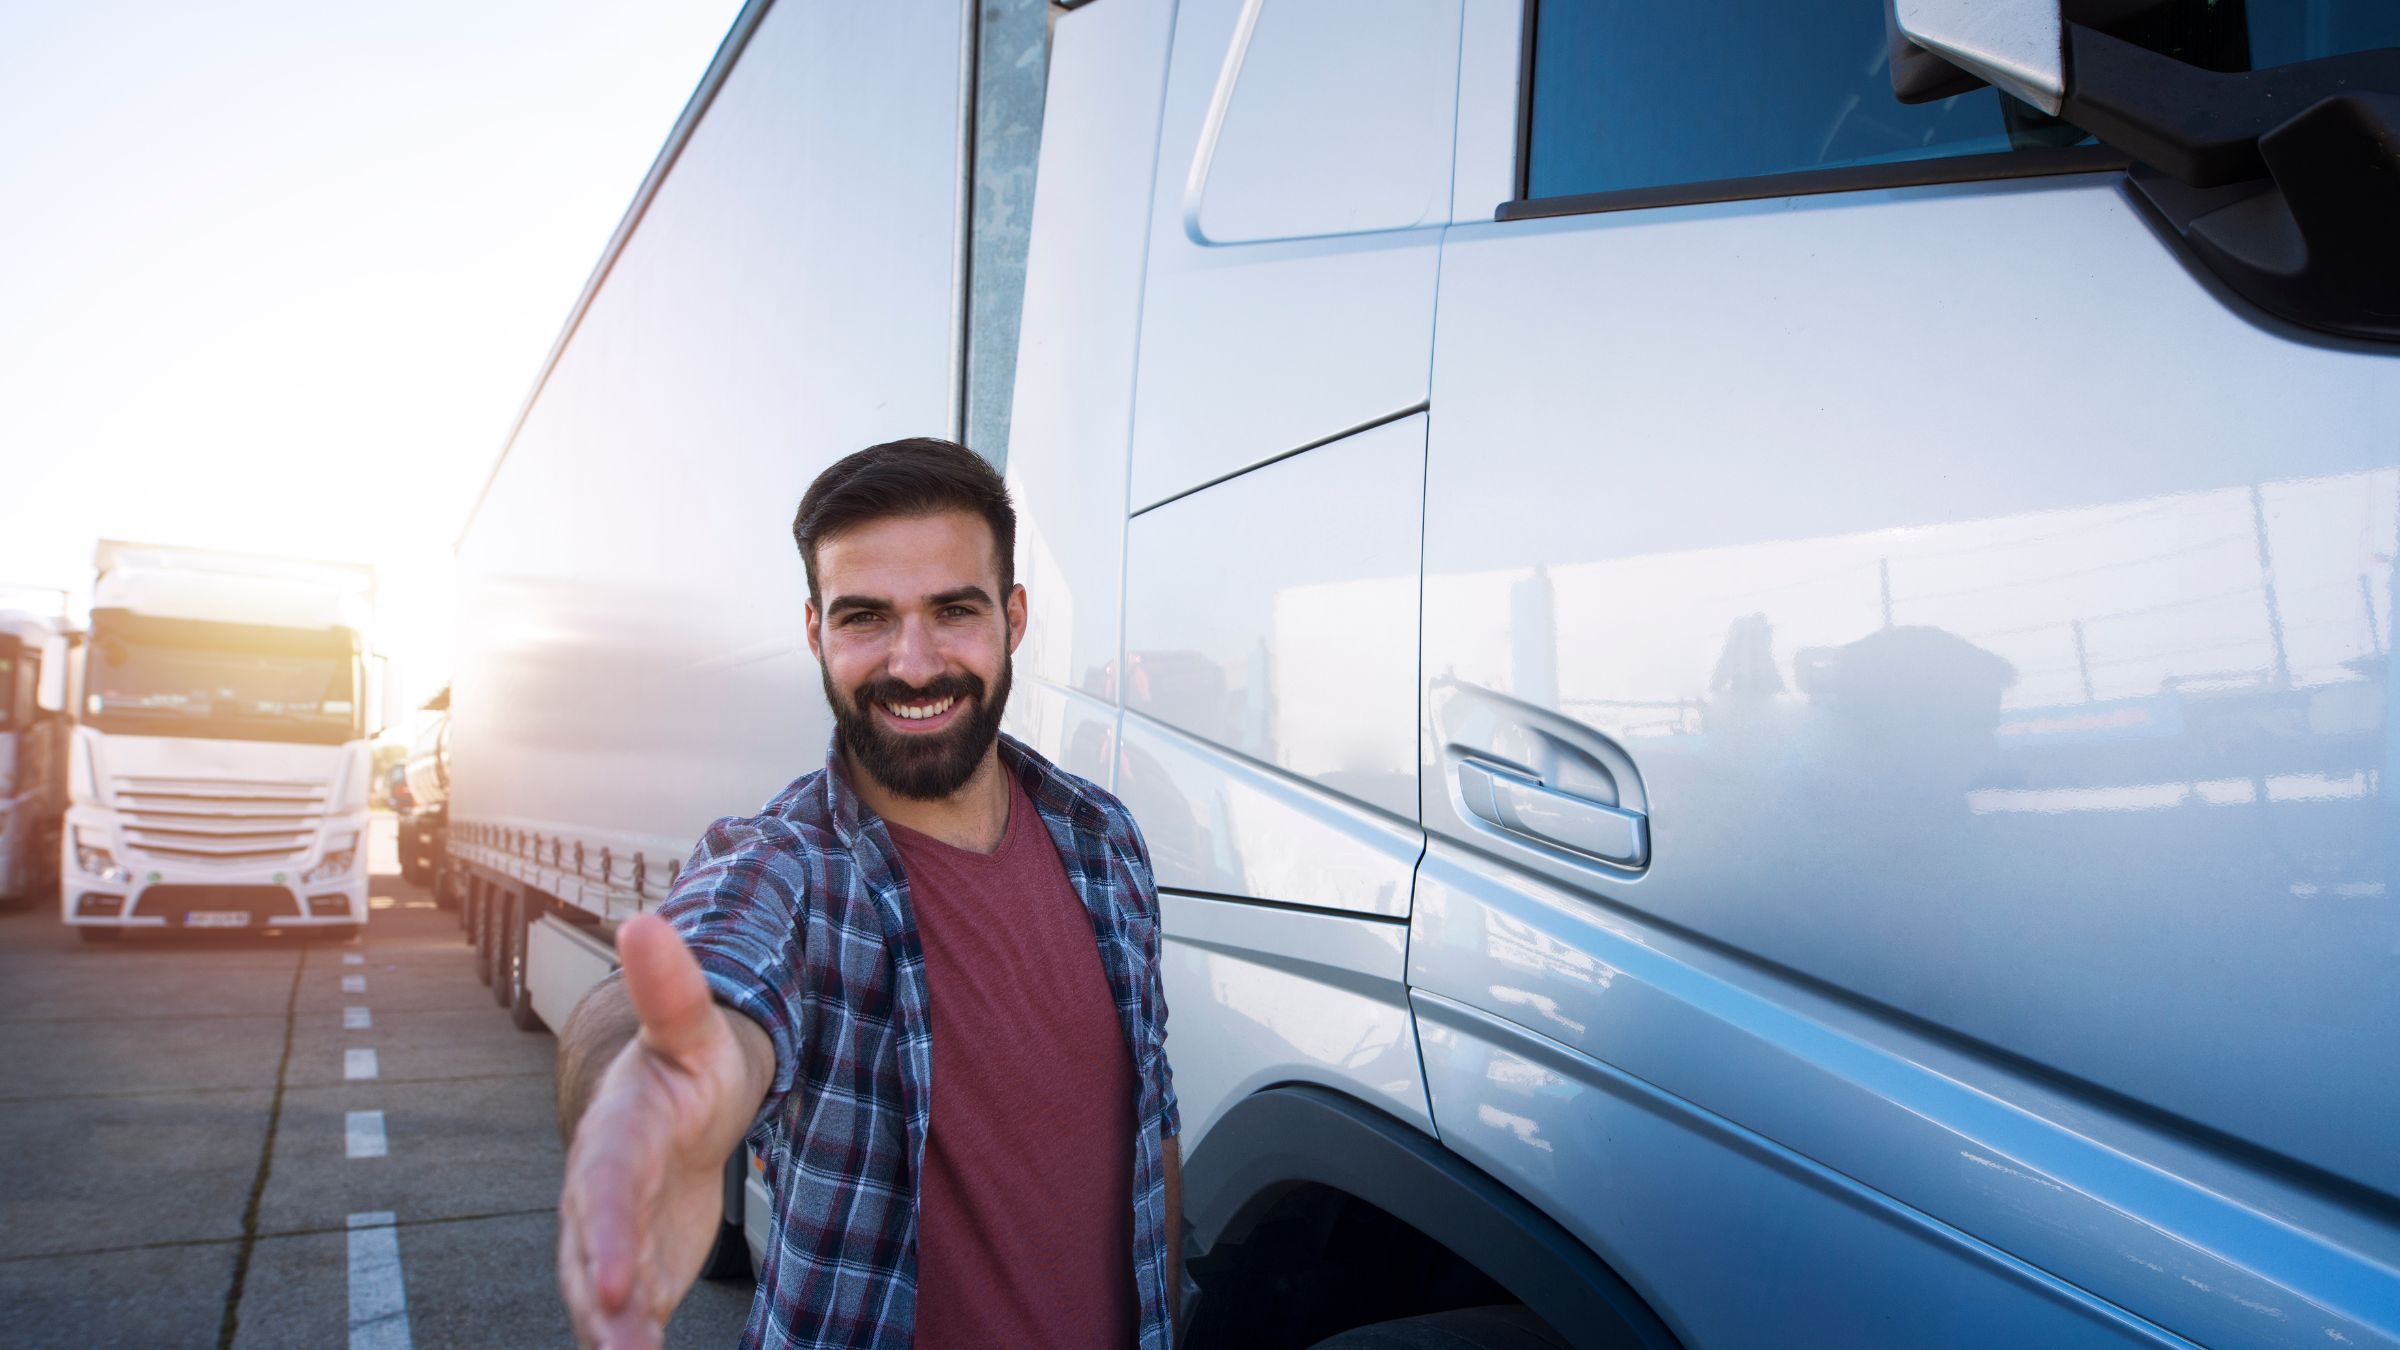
xmin=1456 ymin=760 xmax=1648 ymax=869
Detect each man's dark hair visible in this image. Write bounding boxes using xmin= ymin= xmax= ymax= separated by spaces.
xmin=791 ymin=437 xmax=1016 ymax=603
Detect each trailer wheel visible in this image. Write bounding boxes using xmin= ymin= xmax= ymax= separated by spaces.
xmin=491 ymin=892 xmax=516 ymax=1010
xmin=472 ymin=887 xmax=495 ymax=986
xmin=699 ymin=1149 xmax=753 ymax=1282
xmin=505 ymin=891 xmax=541 ymax=1031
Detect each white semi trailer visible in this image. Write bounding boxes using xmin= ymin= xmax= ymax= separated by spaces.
xmin=62 ymin=541 xmax=382 ymax=941
xmin=440 ymin=0 xmax=997 ymax=1276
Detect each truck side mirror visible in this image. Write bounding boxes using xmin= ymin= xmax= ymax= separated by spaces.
xmin=1886 ymin=0 xmax=2063 ymax=113
xmin=370 ymin=654 xmax=402 ymax=737
xmin=1887 ymin=0 xmax=2400 ymax=342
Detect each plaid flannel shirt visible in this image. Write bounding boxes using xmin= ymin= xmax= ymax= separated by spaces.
xmin=657 ymin=732 xmax=1180 ymax=1349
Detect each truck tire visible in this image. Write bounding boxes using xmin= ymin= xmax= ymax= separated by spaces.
xmin=1309 ymin=1306 xmax=1569 ymax=1350
xmin=505 ymin=891 xmax=541 ymax=1031
xmin=699 ymin=1150 xmax=753 ymax=1282
xmin=491 ymin=892 xmax=516 ymax=1010
xmin=472 ymin=887 xmax=495 ymax=986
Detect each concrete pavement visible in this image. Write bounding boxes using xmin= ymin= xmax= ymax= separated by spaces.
xmin=0 ymin=813 xmax=751 ymax=1348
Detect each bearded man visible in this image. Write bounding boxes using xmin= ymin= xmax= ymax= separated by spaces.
xmin=553 ymin=438 xmax=1180 ymax=1350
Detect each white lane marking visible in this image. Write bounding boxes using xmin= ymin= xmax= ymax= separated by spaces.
xmin=344 ymin=1007 xmax=373 ymax=1030
xmin=343 ymin=952 xmax=365 ymax=965
xmin=341 ymin=975 xmax=366 ymax=994
xmin=344 ymin=1048 xmax=380 ymax=1081
xmin=345 ymin=1110 xmax=388 ymax=1159
xmin=347 ymin=1211 xmax=413 ymax=1350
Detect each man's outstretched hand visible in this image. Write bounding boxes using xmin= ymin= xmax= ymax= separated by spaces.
xmin=557 ymin=914 xmax=773 ymax=1350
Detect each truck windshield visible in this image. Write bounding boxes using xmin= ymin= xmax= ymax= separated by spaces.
xmin=83 ymin=623 xmax=360 ymax=746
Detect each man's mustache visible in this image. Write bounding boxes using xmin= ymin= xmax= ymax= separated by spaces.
xmin=848 ymin=672 xmax=986 ymax=711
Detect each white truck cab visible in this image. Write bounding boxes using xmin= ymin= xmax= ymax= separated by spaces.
xmin=63 ymin=542 xmax=381 ymax=941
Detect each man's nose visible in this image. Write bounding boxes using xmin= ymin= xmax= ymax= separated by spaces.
xmin=885 ymin=616 xmax=944 ymax=685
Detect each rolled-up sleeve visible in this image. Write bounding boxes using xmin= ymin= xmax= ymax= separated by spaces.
xmin=655 ymin=814 xmax=809 ymax=1133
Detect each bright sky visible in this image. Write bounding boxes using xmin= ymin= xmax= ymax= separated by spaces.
xmin=0 ymin=0 xmax=745 ymax=710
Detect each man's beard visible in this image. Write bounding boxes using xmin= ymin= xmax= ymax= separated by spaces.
xmin=825 ymin=655 xmax=1012 ymax=802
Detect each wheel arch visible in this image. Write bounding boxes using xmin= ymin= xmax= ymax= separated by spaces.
xmin=1183 ymin=1084 xmax=1679 ymax=1350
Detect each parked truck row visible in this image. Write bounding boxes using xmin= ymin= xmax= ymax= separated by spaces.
xmin=412 ymin=1 xmax=2400 ymax=1347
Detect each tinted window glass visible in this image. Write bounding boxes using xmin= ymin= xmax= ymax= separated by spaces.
xmin=1525 ymin=0 xmax=2400 ymax=201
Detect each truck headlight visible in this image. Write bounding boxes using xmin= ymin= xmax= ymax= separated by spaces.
xmin=304 ymin=836 xmax=359 ymax=883
xmin=76 ymin=842 xmax=132 ymax=886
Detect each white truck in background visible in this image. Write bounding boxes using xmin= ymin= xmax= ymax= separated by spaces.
xmin=0 ymin=603 xmax=74 ymax=907
xmin=63 ymin=541 xmax=385 ymax=942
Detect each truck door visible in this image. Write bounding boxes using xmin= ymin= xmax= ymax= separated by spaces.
xmin=1413 ymin=1 xmax=2400 ymax=1345
xmin=1109 ymin=0 xmax=1463 ymax=1144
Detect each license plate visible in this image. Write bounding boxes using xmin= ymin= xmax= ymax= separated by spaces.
xmin=186 ymin=910 xmax=252 ymax=928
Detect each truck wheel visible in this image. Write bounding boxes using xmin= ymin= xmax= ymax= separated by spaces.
xmin=698 ymin=1150 xmax=753 ymax=1282
xmin=472 ymin=889 xmax=495 ymax=986
xmin=491 ymin=894 xmax=515 ymax=1009
xmin=505 ymin=891 xmax=541 ymax=1031
xmin=1309 ymin=1307 xmax=1568 ymax=1350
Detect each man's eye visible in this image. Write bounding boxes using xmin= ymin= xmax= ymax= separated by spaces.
xmin=841 ymin=613 xmax=883 ymax=627
xmin=942 ymin=606 xmax=976 ymax=620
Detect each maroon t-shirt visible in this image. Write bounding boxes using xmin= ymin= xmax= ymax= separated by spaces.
xmin=888 ymin=774 xmax=1139 ymax=1349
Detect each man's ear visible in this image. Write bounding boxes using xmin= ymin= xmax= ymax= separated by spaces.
xmin=1004 ymin=584 xmax=1028 ymax=655
xmin=803 ymin=599 xmax=823 ymax=662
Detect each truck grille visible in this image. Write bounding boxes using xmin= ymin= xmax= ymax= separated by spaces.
xmin=111 ymin=776 xmax=331 ymax=864
xmin=134 ymin=885 xmax=299 ymax=923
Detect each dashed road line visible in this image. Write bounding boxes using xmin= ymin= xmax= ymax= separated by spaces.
xmin=346 ymin=1211 xmax=413 ymax=1350
xmin=344 ymin=1048 xmax=380 ymax=1080
xmin=344 ymin=1006 xmax=373 ymax=1030
xmin=342 ymin=952 xmax=365 ymax=965
xmin=341 ymin=975 xmax=366 ymax=994
xmin=345 ymin=1110 xmax=388 ymax=1159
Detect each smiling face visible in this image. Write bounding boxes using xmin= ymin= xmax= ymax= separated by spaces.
xmin=804 ymin=509 xmax=1026 ymax=802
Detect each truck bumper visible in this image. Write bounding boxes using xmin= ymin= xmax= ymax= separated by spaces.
xmin=62 ymin=875 xmax=369 ymax=931
xmin=61 ymin=808 xmax=371 ymax=932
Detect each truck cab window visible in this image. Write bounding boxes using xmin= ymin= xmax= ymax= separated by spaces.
xmin=82 ymin=617 xmax=362 ymax=746
xmin=1523 ymin=0 xmax=2400 ymax=202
